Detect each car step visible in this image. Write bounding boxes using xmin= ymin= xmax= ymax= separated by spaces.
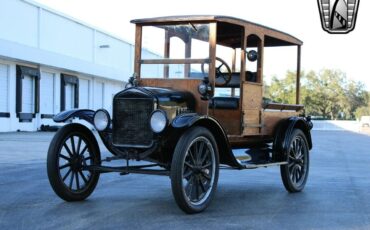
xmin=238 ymin=160 xmax=288 ymax=169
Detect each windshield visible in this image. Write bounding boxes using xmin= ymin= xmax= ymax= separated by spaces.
xmin=140 ymin=23 xmax=210 ymax=79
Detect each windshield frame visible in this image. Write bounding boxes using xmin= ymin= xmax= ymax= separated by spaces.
xmin=134 ymin=22 xmax=217 ymax=82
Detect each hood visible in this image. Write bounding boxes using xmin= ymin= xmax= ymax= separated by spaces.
xmin=114 ymin=86 xmax=196 ymax=111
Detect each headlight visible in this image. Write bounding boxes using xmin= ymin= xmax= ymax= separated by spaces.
xmin=93 ymin=109 xmax=111 ymax=131
xmin=150 ymin=110 xmax=168 ymax=133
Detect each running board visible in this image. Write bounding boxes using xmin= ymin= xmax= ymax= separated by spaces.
xmin=239 ymin=161 xmax=288 ymax=169
xmin=84 ymin=164 xmax=170 ymax=176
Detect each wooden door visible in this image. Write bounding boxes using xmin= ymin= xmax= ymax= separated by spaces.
xmin=242 ymin=82 xmax=262 ymax=135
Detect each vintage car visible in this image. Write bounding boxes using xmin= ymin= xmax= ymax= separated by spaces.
xmin=47 ymin=15 xmax=313 ymax=214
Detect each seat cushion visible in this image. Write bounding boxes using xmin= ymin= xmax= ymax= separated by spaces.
xmin=216 ymin=71 xmax=257 ymax=88
xmin=209 ymin=97 xmax=239 ymax=110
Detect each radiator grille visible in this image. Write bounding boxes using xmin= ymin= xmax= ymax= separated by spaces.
xmin=113 ymin=98 xmax=154 ymax=147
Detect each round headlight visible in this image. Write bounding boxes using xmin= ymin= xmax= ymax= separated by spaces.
xmin=150 ymin=110 xmax=168 ymax=133
xmin=93 ymin=109 xmax=111 ymax=131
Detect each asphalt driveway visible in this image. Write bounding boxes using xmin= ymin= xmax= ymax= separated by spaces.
xmin=1 ymin=130 xmax=370 ymax=230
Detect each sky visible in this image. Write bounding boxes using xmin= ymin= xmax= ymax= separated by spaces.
xmin=34 ymin=0 xmax=370 ymax=89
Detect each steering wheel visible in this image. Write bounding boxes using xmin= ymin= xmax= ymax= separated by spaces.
xmin=201 ymin=57 xmax=232 ymax=87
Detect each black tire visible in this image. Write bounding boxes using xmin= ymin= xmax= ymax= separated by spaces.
xmin=280 ymin=129 xmax=309 ymax=192
xmin=170 ymin=126 xmax=219 ymax=214
xmin=47 ymin=123 xmax=101 ymax=201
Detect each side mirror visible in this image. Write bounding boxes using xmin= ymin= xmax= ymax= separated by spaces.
xmin=247 ymin=50 xmax=258 ymax=62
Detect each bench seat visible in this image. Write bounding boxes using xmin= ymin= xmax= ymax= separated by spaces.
xmin=209 ymin=97 xmax=239 ymax=110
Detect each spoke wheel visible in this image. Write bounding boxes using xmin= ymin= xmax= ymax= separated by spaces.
xmin=47 ymin=123 xmax=101 ymax=201
xmin=171 ymin=127 xmax=219 ymax=214
xmin=280 ymin=129 xmax=309 ymax=192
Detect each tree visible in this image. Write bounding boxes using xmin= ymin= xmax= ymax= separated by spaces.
xmin=265 ymin=69 xmax=368 ymax=120
xmin=304 ymin=69 xmax=346 ymax=119
xmin=355 ymin=99 xmax=370 ymax=119
xmin=343 ymin=82 xmax=368 ymax=119
xmin=265 ymin=71 xmax=298 ymax=104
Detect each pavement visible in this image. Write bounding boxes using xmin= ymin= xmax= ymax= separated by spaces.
xmin=361 ymin=126 xmax=370 ymax=135
xmin=1 ymin=130 xmax=370 ymax=230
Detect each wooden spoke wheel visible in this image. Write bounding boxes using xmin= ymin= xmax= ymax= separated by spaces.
xmin=280 ymin=129 xmax=309 ymax=192
xmin=47 ymin=123 xmax=101 ymax=201
xmin=171 ymin=127 xmax=219 ymax=214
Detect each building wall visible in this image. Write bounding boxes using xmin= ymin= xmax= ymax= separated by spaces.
xmin=0 ymin=58 xmax=124 ymax=132
xmin=0 ymin=0 xmax=150 ymax=132
xmin=0 ymin=0 xmax=134 ymax=81
xmin=0 ymin=0 xmax=184 ymax=132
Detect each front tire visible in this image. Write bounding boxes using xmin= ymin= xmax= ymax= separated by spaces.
xmin=280 ymin=129 xmax=309 ymax=192
xmin=47 ymin=123 xmax=101 ymax=201
xmin=171 ymin=127 xmax=219 ymax=214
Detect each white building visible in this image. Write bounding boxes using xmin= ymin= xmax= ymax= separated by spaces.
xmin=0 ymin=0 xmax=145 ymax=132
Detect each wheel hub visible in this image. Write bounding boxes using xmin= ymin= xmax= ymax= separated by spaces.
xmin=292 ymin=158 xmax=303 ymax=164
xmin=202 ymin=169 xmax=210 ymax=175
xmin=192 ymin=167 xmax=210 ymax=176
xmin=193 ymin=167 xmax=201 ymax=174
xmin=70 ymin=156 xmax=83 ymax=171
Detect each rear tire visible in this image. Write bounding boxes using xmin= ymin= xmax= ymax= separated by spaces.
xmin=280 ymin=129 xmax=309 ymax=192
xmin=170 ymin=127 xmax=219 ymax=214
xmin=47 ymin=123 xmax=101 ymax=201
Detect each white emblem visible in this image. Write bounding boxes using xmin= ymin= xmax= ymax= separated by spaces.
xmin=318 ymin=0 xmax=360 ymax=34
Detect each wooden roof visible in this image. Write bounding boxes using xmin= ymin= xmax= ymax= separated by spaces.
xmin=131 ymin=15 xmax=303 ymax=47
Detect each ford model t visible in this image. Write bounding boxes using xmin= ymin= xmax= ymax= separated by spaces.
xmin=47 ymin=15 xmax=313 ymax=213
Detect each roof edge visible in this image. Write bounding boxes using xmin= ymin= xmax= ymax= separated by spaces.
xmin=131 ymin=15 xmax=303 ymax=46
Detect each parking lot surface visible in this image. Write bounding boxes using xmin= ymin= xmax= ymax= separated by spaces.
xmin=1 ymin=130 xmax=370 ymax=230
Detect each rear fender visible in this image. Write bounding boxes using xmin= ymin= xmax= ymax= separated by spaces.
xmin=274 ymin=117 xmax=313 ymax=161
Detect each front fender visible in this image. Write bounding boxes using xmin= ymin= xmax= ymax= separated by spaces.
xmin=171 ymin=113 xmax=243 ymax=169
xmin=54 ymin=109 xmax=123 ymax=157
xmin=172 ymin=113 xmax=207 ymax=129
xmin=53 ymin=109 xmax=95 ymax=125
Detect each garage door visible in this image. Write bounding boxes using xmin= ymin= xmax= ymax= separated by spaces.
xmin=79 ymin=79 xmax=90 ymax=109
xmin=22 ymin=74 xmax=35 ymax=113
xmin=40 ymin=72 xmax=54 ymax=115
xmin=65 ymin=83 xmax=75 ymax=110
xmin=93 ymin=81 xmax=104 ymax=110
xmin=0 ymin=64 xmax=8 ymax=112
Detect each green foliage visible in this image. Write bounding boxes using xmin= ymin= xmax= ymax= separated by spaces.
xmin=265 ymin=69 xmax=369 ymax=120
xmin=267 ymin=71 xmax=297 ymax=104
xmin=355 ymin=101 xmax=370 ymax=119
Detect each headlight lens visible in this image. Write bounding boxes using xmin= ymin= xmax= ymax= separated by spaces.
xmin=93 ymin=109 xmax=110 ymax=131
xmin=150 ymin=110 xmax=168 ymax=133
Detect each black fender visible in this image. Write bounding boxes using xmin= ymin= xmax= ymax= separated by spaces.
xmin=273 ymin=116 xmax=313 ymax=161
xmin=171 ymin=113 xmax=243 ymax=169
xmin=53 ymin=109 xmax=122 ymax=156
xmin=53 ymin=109 xmax=95 ymax=125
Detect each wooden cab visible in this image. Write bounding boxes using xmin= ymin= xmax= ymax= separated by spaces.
xmin=131 ymin=15 xmax=304 ymax=147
